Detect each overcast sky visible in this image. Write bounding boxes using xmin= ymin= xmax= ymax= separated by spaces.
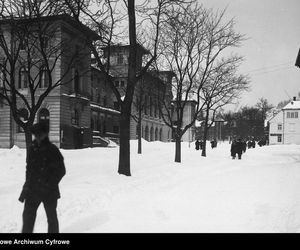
xmin=198 ymin=0 xmax=300 ymax=111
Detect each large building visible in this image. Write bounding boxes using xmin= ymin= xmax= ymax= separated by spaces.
xmin=268 ymin=97 xmax=300 ymax=145
xmin=0 ymin=15 xmax=99 ymax=149
xmin=0 ymin=15 xmax=176 ymax=149
xmin=102 ymin=44 xmax=173 ymax=142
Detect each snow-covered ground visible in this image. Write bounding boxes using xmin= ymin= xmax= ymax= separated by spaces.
xmin=1 ymin=140 xmax=300 ymax=233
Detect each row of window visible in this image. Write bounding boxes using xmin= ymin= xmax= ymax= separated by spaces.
xmin=277 ymin=123 xmax=296 ymax=132
xmin=136 ymin=126 xmax=171 ymax=141
xmin=114 ymin=80 xmax=125 ymax=87
xmin=143 ymin=97 xmax=161 ymax=118
xmin=286 ymin=111 xmax=298 ymax=119
xmin=0 ymin=66 xmax=50 ymax=89
xmin=1 ymin=66 xmax=84 ymax=92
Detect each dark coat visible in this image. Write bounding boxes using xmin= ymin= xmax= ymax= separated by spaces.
xmin=231 ymin=140 xmax=244 ymax=156
xmin=19 ymin=137 xmax=66 ymax=202
xmin=235 ymin=141 xmax=244 ymax=154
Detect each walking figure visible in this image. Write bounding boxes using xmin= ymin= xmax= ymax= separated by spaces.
xmin=231 ymin=138 xmax=244 ymax=160
xmin=19 ymin=122 xmax=66 ymax=233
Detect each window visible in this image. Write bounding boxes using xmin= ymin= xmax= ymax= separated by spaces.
xmin=74 ymin=69 xmax=80 ymax=94
xmin=287 ymin=111 xmax=299 ymax=119
xmin=19 ymin=67 xmax=28 ymax=89
xmin=113 ymin=126 xmax=119 ymax=134
xmin=71 ymin=109 xmax=79 ymax=125
xmin=103 ymin=96 xmax=107 ymax=106
xmin=114 ymin=101 xmax=120 ymax=111
xmin=19 ymin=39 xmax=26 ymax=50
xmin=18 ymin=108 xmax=28 ymax=132
xmin=117 ymin=53 xmax=123 ymax=64
xmin=154 ymin=102 xmax=157 ymax=117
xmin=91 ymin=117 xmax=95 ymax=131
xmin=115 ymin=81 xmax=119 ymax=87
xmin=38 ymin=108 xmax=50 ymax=129
xmin=120 ymin=81 xmax=125 ymax=87
xmin=144 ymin=96 xmax=148 ymax=115
xmin=278 ymin=124 xmax=282 ymax=131
xmin=41 ymin=35 xmax=48 ymax=49
xmin=0 ymin=65 xmax=5 ymax=89
xmin=149 ymin=97 xmax=153 ymax=116
xmin=40 ymin=66 xmax=49 ymax=88
xmin=277 ymin=134 xmax=282 ymax=143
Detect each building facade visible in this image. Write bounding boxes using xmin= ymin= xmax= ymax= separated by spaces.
xmin=269 ymin=98 xmax=300 ymax=145
xmin=103 ymin=44 xmax=173 ymax=142
xmin=0 ymin=15 xmax=98 ymax=149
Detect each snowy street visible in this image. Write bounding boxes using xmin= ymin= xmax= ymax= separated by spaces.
xmin=1 ymin=141 xmax=300 ymax=233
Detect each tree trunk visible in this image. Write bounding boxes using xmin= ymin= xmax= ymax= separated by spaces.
xmin=175 ymin=137 xmax=181 ymax=163
xmin=117 ymin=0 xmax=136 ymax=176
xmin=118 ymin=112 xmax=131 ymax=176
xmin=137 ymin=107 xmax=142 ymax=154
xmin=24 ymin=128 xmax=32 ymax=163
xmin=201 ymin=110 xmax=210 ymax=157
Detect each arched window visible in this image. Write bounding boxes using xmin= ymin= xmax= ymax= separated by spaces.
xmin=71 ymin=109 xmax=79 ymax=125
xmin=40 ymin=66 xmax=49 ymax=88
xmin=145 ymin=125 xmax=149 ymax=141
xmin=19 ymin=67 xmax=28 ymax=89
xmin=38 ymin=108 xmax=50 ymax=129
xmin=150 ymin=127 xmax=154 ymax=141
xmin=18 ymin=108 xmax=28 ymax=132
xmin=159 ymin=128 xmax=163 ymax=141
xmin=155 ymin=127 xmax=158 ymax=141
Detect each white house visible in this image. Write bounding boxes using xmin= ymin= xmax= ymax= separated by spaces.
xmin=269 ymin=97 xmax=300 ymax=145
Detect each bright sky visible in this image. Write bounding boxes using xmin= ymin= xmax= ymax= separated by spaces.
xmin=199 ymin=0 xmax=300 ymax=110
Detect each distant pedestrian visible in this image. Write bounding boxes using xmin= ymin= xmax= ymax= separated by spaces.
xmin=242 ymin=140 xmax=247 ymax=153
xmin=231 ymin=139 xmax=237 ymax=159
xmin=19 ymin=122 xmax=66 ymax=233
xmin=231 ymin=138 xmax=244 ymax=160
xmin=195 ymin=140 xmax=200 ymax=150
xmin=200 ymin=140 xmax=203 ymax=150
xmin=210 ymin=139 xmax=217 ymax=149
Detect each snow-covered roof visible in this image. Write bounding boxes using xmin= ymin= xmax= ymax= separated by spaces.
xmin=90 ymin=103 xmax=120 ymax=114
xmin=282 ymin=100 xmax=300 ymax=110
xmin=62 ymin=93 xmax=89 ymax=101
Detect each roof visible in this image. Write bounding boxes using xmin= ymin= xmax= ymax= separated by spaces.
xmin=0 ymin=14 xmax=100 ymax=40
xmin=102 ymin=43 xmax=150 ymax=55
xmin=296 ymin=48 xmax=300 ymax=68
xmin=282 ymin=100 xmax=300 ymax=110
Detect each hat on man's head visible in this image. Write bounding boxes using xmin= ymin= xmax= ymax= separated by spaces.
xmin=30 ymin=122 xmax=49 ymax=135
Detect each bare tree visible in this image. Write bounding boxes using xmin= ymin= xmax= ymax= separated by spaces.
xmin=0 ymin=0 xmax=89 ymax=157
xmin=255 ymin=97 xmax=274 ymax=121
xmin=200 ymin=56 xmax=249 ymax=157
xmin=158 ymin=3 xmax=246 ymax=162
xmin=60 ymin=0 xmax=185 ymax=176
